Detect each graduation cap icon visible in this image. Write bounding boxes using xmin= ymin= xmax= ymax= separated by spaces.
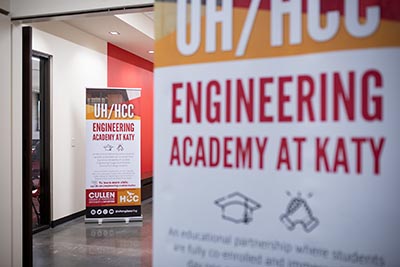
xmin=214 ymin=192 xmax=261 ymax=224
xmin=104 ymin=144 xmax=113 ymax=151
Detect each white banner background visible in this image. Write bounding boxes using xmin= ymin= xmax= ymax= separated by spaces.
xmin=154 ymin=48 xmax=400 ymax=267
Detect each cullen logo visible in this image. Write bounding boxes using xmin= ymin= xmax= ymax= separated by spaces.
xmin=88 ymin=191 xmax=115 ymax=200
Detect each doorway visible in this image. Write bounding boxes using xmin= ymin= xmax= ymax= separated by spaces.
xmin=22 ymin=26 xmax=52 ymax=266
xmin=31 ymin=51 xmax=51 ymax=233
xmin=20 ymin=6 xmax=154 ymax=265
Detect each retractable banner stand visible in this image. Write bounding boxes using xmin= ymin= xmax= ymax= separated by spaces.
xmin=154 ymin=1 xmax=400 ymax=267
xmin=85 ymin=88 xmax=142 ymax=223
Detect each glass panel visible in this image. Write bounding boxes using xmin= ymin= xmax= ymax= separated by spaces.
xmin=32 ymin=56 xmax=41 ymax=228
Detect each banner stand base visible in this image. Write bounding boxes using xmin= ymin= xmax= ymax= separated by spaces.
xmin=84 ymin=215 xmax=143 ymax=225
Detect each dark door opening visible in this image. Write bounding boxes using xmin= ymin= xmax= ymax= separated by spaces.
xmin=31 ymin=51 xmax=51 ymax=233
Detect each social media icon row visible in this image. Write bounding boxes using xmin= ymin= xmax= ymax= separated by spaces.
xmin=90 ymin=208 xmax=115 ymax=216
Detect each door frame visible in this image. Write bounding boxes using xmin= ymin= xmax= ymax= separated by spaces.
xmin=22 ymin=26 xmax=32 ymax=267
xmin=22 ymin=26 xmax=52 ymax=267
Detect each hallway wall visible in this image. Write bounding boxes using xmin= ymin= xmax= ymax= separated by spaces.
xmin=107 ymin=43 xmax=154 ymax=178
xmin=32 ymin=24 xmax=108 ymax=221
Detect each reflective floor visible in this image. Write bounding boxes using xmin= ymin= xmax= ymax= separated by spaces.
xmin=33 ymin=200 xmax=152 ymax=267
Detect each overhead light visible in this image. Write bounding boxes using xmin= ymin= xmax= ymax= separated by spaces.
xmin=109 ymin=31 xmax=120 ymax=35
xmin=148 ymin=50 xmax=154 ymax=54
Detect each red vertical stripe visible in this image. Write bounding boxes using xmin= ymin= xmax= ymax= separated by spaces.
xmin=107 ymin=43 xmax=154 ymax=178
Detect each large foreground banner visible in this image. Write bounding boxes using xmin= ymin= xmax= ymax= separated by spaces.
xmin=85 ymin=88 xmax=142 ymax=223
xmin=154 ymin=1 xmax=400 ymax=267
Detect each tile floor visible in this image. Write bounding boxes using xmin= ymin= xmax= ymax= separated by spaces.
xmin=33 ymin=200 xmax=153 ymax=267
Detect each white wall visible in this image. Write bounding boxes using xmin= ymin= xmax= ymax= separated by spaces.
xmin=0 ymin=0 xmax=9 ymax=12
xmin=0 ymin=13 xmax=12 ymax=267
xmin=32 ymin=23 xmax=107 ymax=220
xmin=11 ymin=0 xmax=152 ymax=18
xmin=11 ymin=22 xmax=23 ymax=267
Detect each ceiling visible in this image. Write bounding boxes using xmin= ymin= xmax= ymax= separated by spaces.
xmin=62 ymin=10 xmax=154 ymax=62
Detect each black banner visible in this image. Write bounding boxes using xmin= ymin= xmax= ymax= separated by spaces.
xmin=86 ymin=206 xmax=141 ymax=218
